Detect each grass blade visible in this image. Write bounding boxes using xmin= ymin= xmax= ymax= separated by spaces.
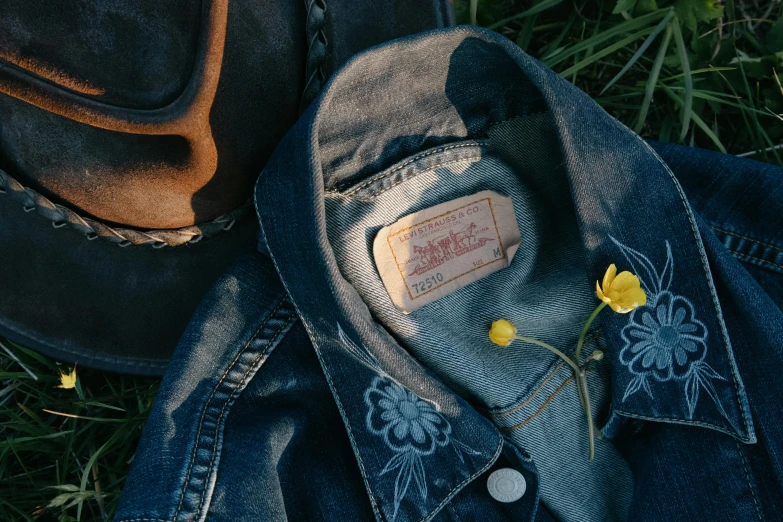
xmin=659 ymin=67 xmax=736 ymax=82
xmin=661 ymin=83 xmax=726 ymax=152
xmin=635 ymin=23 xmax=672 ymax=132
xmin=559 ymin=26 xmax=656 ymax=78
xmin=77 ymin=425 xmax=133 ymax=521
xmin=487 ymin=0 xmax=564 ymax=30
xmin=544 ymin=9 xmax=666 ymax=67
xmin=734 ymin=53 xmax=782 ymax=164
xmin=601 ymin=8 xmax=675 ymax=94
xmin=671 ymin=16 xmax=692 ymax=142
xmin=42 ymin=409 xmax=128 ymax=423
xmin=0 ymin=340 xmax=38 ymax=380
xmin=0 ymin=431 xmax=74 ymax=448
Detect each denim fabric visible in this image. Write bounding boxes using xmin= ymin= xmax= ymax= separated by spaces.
xmin=323 ymin=131 xmax=633 ymax=521
xmin=116 ymin=27 xmax=783 ymax=522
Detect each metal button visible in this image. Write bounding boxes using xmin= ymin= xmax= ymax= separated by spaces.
xmin=487 ymin=468 xmax=526 ymax=503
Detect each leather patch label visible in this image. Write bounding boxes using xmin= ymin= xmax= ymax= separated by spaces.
xmin=373 ymin=191 xmax=520 ymax=313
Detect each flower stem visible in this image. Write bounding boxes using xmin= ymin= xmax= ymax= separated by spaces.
xmin=513 ymin=334 xmax=601 ymax=460
xmin=513 ymin=335 xmax=581 ymax=374
xmin=575 ymin=302 xmax=608 ymax=364
xmin=577 ymin=368 xmax=596 ymax=460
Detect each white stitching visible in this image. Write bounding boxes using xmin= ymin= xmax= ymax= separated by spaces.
xmin=193 ymin=315 xmax=294 ymax=519
xmin=420 ymin=437 xmax=504 ymax=522
xmin=710 ymin=224 xmax=783 ymax=255
xmin=612 ymin=408 xmax=753 ymax=442
xmin=729 ymin=250 xmax=783 ymax=271
xmin=173 ymin=297 xmax=288 ymax=521
xmin=343 ymin=142 xmax=485 ymax=195
xmin=634 ymin=135 xmax=754 ymax=441
xmin=347 ymin=156 xmax=484 ymax=201
xmin=734 ymin=439 xmax=763 ymax=521
xmin=256 ymin=215 xmax=385 ymax=521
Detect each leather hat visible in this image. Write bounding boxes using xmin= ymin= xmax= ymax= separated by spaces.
xmin=0 ymin=0 xmax=454 ymax=375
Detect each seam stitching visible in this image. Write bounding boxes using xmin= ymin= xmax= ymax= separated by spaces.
xmin=296 ymin=317 xmax=386 ymax=521
xmin=343 ymin=142 xmax=485 ymax=195
xmin=335 ymin=111 xmax=550 ymax=197
xmin=173 ymin=297 xmax=287 ymax=521
xmin=256 ymin=210 xmax=385 ymax=521
xmin=257 ymin=185 xmax=380 ymax=521
xmin=193 ymin=313 xmax=294 ymax=519
xmin=734 ymin=439 xmax=763 ymax=521
xmin=420 ymin=436 xmax=504 ymax=522
xmin=634 ymin=135 xmax=752 ymax=440
xmin=487 ymin=330 xmax=600 ymax=417
xmin=502 ymin=376 xmax=576 ymax=432
xmin=490 ymin=361 xmax=566 ymax=418
xmin=710 ymin=225 xmax=783 ymax=254
xmin=356 ymin=156 xmax=484 ymax=201
xmin=612 ymin=408 xmax=752 ymax=441
xmin=260 ymin=208 xmax=503 ymax=522
xmin=729 ymin=250 xmax=783 ymax=271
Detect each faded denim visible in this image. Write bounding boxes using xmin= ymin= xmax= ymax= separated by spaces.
xmin=116 ymin=27 xmax=783 ymax=522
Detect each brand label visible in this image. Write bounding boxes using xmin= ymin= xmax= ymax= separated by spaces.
xmin=373 ymin=191 xmax=520 ymax=313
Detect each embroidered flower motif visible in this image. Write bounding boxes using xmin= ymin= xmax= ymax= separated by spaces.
xmin=337 ymin=325 xmax=480 ymax=522
xmin=596 ymin=263 xmax=647 ymax=313
xmin=620 ymin=291 xmax=707 ymax=381
xmin=366 ymin=377 xmax=451 ymax=456
xmin=610 ymin=237 xmax=730 ymax=421
xmin=362 ymin=375 xmax=480 ymax=521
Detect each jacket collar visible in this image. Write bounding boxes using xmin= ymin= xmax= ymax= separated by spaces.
xmin=255 ymin=27 xmax=755 ymax=521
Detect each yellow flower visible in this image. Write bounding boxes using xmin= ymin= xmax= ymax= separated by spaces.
xmin=55 ymin=365 xmax=77 ymax=390
xmin=596 ymin=264 xmax=647 ymax=313
xmin=489 ymin=319 xmax=517 ymax=346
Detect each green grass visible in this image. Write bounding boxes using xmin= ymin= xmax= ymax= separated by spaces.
xmin=2 ymin=1 xmax=783 ymax=520
xmin=0 ymin=340 xmax=158 ymax=521
xmin=459 ymin=0 xmax=783 ymax=163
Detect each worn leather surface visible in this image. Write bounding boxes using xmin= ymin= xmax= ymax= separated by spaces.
xmin=0 ymin=0 xmax=454 ymax=374
xmin=0 ymin=0 xmax=202 ymax=108
xmin=0 ymin=0 xmax=305 ymax=228
xmin=0 ymin=195 xmax=258 ymax=375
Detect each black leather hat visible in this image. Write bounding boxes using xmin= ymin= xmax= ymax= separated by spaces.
xmin=0 ymin=0 xmax=454 ymax=375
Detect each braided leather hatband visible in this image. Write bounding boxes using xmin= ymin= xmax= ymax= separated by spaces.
xmin=0 ymin=169 xmax=251 ymax=248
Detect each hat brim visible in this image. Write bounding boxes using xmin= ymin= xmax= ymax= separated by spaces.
xmin=0 ymin=195 xmax=257 ymax=376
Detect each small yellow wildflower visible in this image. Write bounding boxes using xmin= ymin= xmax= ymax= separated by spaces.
xmin=55 ymin=365 xmax=77 ymax=390
xmin=489 ymin=319 xmax=517 ymax=346
xmin=596 ymin=264 xmax=647 ymax=313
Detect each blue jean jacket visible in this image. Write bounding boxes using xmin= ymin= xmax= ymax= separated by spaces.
xmin=116 ymin=27 xmax=783 ymax=522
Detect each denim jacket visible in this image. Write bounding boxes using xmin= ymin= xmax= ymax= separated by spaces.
xmin=116 ymin=27 xmax=783 ymax=522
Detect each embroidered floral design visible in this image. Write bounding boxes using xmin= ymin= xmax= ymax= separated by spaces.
xmin=611 ymin=237 xmax=730 ymax=421
xmin=337 ymin=324 xmax=479 ymax=521
xmin=366 ymin=377 xmax=450 ymax=456
xmin=363 ymin=377 xmax=479 ymax=520
xmin=620 ymin=291 xmax=707 ymax=382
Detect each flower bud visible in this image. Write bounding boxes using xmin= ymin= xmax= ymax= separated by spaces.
xmin=489 ymin=319 xmax=517 ymax=346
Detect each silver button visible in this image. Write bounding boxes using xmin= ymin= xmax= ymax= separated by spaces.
xmin=487 ymin=468 xmax=526 ymax=503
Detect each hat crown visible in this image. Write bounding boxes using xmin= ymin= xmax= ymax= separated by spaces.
xmin=0 ymin=0 xmax=305 ymax=229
